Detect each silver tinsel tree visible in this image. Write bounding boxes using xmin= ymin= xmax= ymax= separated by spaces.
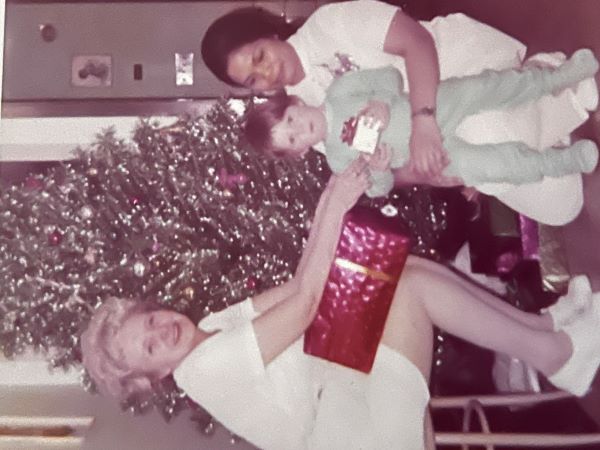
xmin=0 ymin=98 xmax=450 ymax=436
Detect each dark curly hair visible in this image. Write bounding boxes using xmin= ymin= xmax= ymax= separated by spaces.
xmin=201 ymin=7 xmax=303 ymax=86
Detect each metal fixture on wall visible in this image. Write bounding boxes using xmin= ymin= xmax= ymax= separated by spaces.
xmin=39 ymin=23 xmax=57 ymax=42
xmin=3 ymin=1 xmax=324 ymax=118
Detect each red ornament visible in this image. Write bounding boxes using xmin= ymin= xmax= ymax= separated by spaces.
xmin=48 ymin=229 xmax=63 ymax=246
xmin=340 ymin=116 xmax=358 ymax=145
xmin=24 ymin=176 xmax=43 ymax=192
xmin=245 ymin=277 xmax=257 ymax=290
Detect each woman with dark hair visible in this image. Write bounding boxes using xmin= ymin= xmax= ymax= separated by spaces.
xmin=201 ymin=7 xmax=302 ymax=88
xmin=81 ymin=160 xmax=600 ymax=449
xmin=201 ymin=1 xmax=598 ymax=226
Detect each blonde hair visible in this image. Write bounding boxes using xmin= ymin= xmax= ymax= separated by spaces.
xmin=80 ymin=297 xmax=160 ymax=400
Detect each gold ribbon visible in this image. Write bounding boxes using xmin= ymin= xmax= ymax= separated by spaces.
xmin=334 ymin=258 xmax=395 ymax=283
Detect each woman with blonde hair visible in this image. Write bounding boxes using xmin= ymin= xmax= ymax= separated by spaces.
xmin=81 ymin=160 xmax=599 ymax=449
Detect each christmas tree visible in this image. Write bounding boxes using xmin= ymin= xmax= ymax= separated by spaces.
xmin=0 ymin=99 xmax=452 ymax=435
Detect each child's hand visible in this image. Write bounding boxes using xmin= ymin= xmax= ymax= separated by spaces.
xmin=367 ymin=144 xmax=392 ymax=171
xmin=359 ymin=100 xmax=390 ymax=130
xmin=408 ymin=117 xmax=449 ymax=177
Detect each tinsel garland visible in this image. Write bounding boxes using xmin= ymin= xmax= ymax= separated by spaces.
xmin=0 ymin=98 xmax=450 ymax=438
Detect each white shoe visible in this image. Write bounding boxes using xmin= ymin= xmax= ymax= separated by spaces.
xmin=544 ymin=275 xmax=593 ymax=331
xmin=548 ymin=293 xmax=600 ymax=396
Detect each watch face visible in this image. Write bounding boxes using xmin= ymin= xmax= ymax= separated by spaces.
xmin=412 ymin=107 xmax=436 ymax=118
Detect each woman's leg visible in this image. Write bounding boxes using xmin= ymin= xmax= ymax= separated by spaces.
xmin=383 ymin=257 xmax=572 ymax=378
xmin=407 ymin=256 xmax=554 ymax=331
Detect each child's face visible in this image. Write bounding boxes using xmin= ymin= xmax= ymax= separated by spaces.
xmin=271 ymin=104 xmax=326 ymax=157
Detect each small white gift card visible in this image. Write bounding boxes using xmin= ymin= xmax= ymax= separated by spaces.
xmin=352 ymin=116 xmax=382 ymax=154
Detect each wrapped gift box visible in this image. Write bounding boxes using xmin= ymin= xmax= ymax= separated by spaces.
xmin=304 ymin=206 xmax=411 ymax=373
xmin=468 ymin=196 xmax=522 ymax=275
xmin=468 ymin=196 xmax=541 ymax=277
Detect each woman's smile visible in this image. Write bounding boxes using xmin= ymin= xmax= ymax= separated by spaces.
xmin=115 ymin=309 xmax=202 ymax=376
xmin=227 ymin=38 xmax=304 ymax=91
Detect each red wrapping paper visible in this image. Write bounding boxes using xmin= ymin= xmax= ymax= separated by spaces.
xmin=303 ymin=206 xmax=411 ymax=373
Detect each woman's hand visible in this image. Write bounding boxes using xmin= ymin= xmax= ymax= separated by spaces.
xmin=392 ymin=163 xmax=463 ymax=187
xmin=367 ymin=144 xmax=393 ymax=171
xmin=359 ymin=100 xmax=390 ymax=130
xmin=329 ymin=158 xmax=370 ymax=211
xmin=408 ymin=116 xmax=449 ymax=178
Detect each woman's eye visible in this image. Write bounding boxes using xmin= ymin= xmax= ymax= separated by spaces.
xmin=147 ymin=345 xmax=154 ymax=356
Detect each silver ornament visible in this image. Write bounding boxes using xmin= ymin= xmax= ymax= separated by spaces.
xmin=133 ymin=260 xmax=147 ymax=277
xmin=79 ymin=206 xmax=93 ymax=219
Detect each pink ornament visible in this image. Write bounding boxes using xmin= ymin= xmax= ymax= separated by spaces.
xmin=496 ymin=251 xmax=521 ymax=274
xmin=218 ymin=168 xmax=248 ymax=190
xmin=48 ymin=229 xmax=62 ymax=246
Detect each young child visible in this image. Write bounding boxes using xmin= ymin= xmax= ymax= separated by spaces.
xmin=244 ymin=49 xmax=599 ymax=198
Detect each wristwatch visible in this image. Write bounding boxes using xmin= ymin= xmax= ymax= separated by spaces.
xmin=411 ymin=106 xmax=436 ymax=119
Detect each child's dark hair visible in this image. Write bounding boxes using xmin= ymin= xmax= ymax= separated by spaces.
xmin=201 ymin=8 xmax=303 ymax=86
xmin=244 ymin=94 xmax=301 ymax=158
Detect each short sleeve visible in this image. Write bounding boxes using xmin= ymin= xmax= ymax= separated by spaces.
xmin=286 ymin=1 xmax=400 ymax=106
xmin=173 ymin=323 xmax=309 ymax=450
xmin=310 ymin=0 xmax=397 ymax=53
xmin=198 ymin=297 xmax=258 ymax=333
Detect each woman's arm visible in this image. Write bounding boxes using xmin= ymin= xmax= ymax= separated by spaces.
xmin=392 ymin=164 xmax=463 ymax=188
xmin=252 ymin=160 xmax=370 ymax=365
xmin=249 ymin=179 xmax=335 ymax=315
xmin=423 ymin=409 xmax=436 ymax=450
xmin=383 ymin=10 xmax=448 ymax=178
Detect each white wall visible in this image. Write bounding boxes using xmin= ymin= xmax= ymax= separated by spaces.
xmin=0 ymin=352 xmax=80 ymax=386
xmin=3 ymin=1 xmax=319 ymax=100
xmin=0 ymin=0 xmax=322 ymax=161
xmin=0 ymin=116 xmax=178 ymax=161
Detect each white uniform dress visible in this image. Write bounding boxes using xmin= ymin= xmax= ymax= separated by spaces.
xmin=286 ymin=0 xmax=598 ymax=225
xmin=173 ymin=299 xmax=430 ymax=450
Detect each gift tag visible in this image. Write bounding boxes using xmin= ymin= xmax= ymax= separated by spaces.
xmin=352 ymin=116 xmax=382 ymax=154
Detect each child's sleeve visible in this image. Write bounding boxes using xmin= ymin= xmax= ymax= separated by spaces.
xmin=366 ymin=169 xmax=394 ymax=198
xmin=325 ymin=143 xmax=357 ymax=174
xmin=327 ymin=66 xmax=404 ymax=101
xmin=325 ymin=140 xmax=394 ymax=198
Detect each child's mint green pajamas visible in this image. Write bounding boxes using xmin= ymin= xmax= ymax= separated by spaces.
xmin=323 ymin=49 xmax=598 ymax=197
